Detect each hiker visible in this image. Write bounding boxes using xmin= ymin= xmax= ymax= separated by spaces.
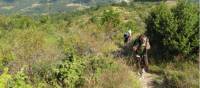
xmin=124 ymin=30 xmax=132 ymax=44
xmin=132 ymin=34 xmax=150 ymax=77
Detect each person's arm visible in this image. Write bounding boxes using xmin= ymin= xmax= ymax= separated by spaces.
xmin=128 ymin=35 xmax=131 ymax=42
xmin=133 ymin=45 xmax=138 ymax=51
xmin=146 ymin=38 xmax=150 ymax=50
xmin=132 ymin=39 xmax=139 ymax=51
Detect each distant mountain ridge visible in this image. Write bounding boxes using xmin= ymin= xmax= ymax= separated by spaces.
xmin=0 ymin=0 xmax=131 ymax=15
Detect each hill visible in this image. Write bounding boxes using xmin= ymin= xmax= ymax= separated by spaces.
xmin=0 ymin=0 xmax=199 ymax=88
xmin=0 ymin=0 xmax=131 ymax=15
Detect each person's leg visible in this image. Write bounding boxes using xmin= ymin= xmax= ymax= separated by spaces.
xmin=136 ymin=55 xmax=142 ymax=76
xmin=143 ymin=54 xmax=149 ymax=72
xmin=140 ymin=56 xmax=146 ymax=73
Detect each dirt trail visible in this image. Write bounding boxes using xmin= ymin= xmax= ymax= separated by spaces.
xmin=139 ymin=72 xmax=160 ymax=88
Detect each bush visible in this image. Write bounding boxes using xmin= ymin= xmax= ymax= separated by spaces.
xmin=0 ymin=28 xmax=63 ymax=73
xmin=0 ymin=5 xmax=146 ymax=88
xmin=146 ymin=3 xmax=177 ymax=58
xmin=54 ymin=53 xmax=85 ymax=88
xmin=90 ymin=8 xmax=121 ymax=31
xmin=149 ymin=61 xmax=199 ymax=88
xmin=86 ymin=56 xmax=119 ymax=76
xmin=82 ymin=57 xmax=141 ymax=88
xmin=0 ymin=15 xmax=38 ymax=30
xmin=120 ymin=20 xmax=137 ymax=33
xmin=0 ymin=68 xmax=11 ymax=88
xmin=101 ymin=9 xmax=120 ymax=26
xmin=146 ymin=1 xmax=199 ymax=59
xmin=7 ymin=67 xmax=32 ymax=88
xmin=162 ymin=62 xmax=199 ymax=88
xmin=172 ymin=0 xmax=199 ymax=58
xmin=27 ymin=54 xmax=141 ymax=88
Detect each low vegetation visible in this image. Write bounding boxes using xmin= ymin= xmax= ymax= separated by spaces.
xmin=0 ymin=0 xmax=199 ymax=88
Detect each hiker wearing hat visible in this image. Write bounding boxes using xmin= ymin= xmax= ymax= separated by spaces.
xmin=124 ymin=30 xmax=132 ymax=44
xmin=132 ymin=34 xmax=151 ymax=77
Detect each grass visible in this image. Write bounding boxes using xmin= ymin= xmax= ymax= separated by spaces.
xmin=149 ymin=61 xmax=199 ymax=88
xmin=0 ymin=1 xmax=198 ymax=88
xmin=0 ymin=3 xmax=148 ymax=87
xmin=82 ymin=57 xmax=141 ymax=88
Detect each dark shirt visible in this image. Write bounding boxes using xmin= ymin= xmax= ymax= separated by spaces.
xmin=133 ymin=38 xmax=146 ymax=55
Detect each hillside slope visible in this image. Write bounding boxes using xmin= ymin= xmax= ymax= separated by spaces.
xmin=0 ymin=1 xmax=199 ymax=88
xmin=0 ymin=2 xmax=154 ymax=88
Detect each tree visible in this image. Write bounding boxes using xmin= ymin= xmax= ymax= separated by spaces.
xmin=172 ymin=0 xmax=199 ymax=57
xmin=146 ymin=0 xmax=199 ymax=59
xmin=146 ymin=3 xmax=177 ymax=58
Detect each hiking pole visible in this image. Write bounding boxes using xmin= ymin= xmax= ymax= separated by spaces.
xmin=144 ymin=38 xmax=149 ymax=72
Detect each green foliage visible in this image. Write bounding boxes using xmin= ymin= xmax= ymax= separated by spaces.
xmin=0 ymin=1 xmax=154 ymax=87
xmin=90 ymin=15 xmax=102 ymax=27
xmin=7 ymin=67 xmax=32 ymax=88
xmin=149 ymin=61 xmax=199 ymax=88
xmin=0 ymin=22 xmax=64 ymax=73
xmin=146 ymin=1 xmax=199 ymax=59
xmin=134 ymin=0 xmax=166 ymax=1
xmin=28 ymin=53 xmax=138 ymax=88
xmin=54 ymin=53 xmax=85 ymax=88
xmin=101 ymin=9 xmax=120 ymax=27
xmin=0 ymin=2 xmax=197 ymax=88
xmin=162 ymin=62 xmax=199 ymax=88
xmin=87 ymin=56 xmax=119 ymax=77
xmin=83 ymin=56 xmax=141 ymax=88
xmin=90 ymin=8 xmax=121 ymax=31
xmin=120 ymin=20 xmax=137 ymax=33
xmin=0 ymin=68 xmax=11 ymax=88
xmin=172 ymin=0 xmax=199 ymax=57
xmin=0 ymin=15 xmax=38 ymax=30
xmin=146 ymin=3 xmax=177 ymax=57
xmin=9 ymin=15 xmax=38 ymax=29
xmin=150 ymin=59 xmax=200 ymax=88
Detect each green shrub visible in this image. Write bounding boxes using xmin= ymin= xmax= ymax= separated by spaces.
xmin=172 ymin=0 xmax=199 ymax=58
xmin=83 ymin=57 xmax=141 ymax=88
xmin=146 ymin=1 xmax=199 ymax=59
xmin=87 ymin=56 xmax=119 ymax=76
xmin=134 ymin=0 xmax=165 ymax=1
xmin=7 ymin=67 xmax=32 ymax=88
xmin=0 ymin=68 xmax=11 ymax=88
xmin=2 ymin=15 xmax=38 ymax=30
xmin=29 ymin=61 xmax=58 ymax=87
xmin=90 ymin=8 xmax=121 ymax=31
xmin=0 ymin=4 xmax=148 ymax=88
xmin=27 ymin=54 xmax=141 ymax=88
xmin=0 ymin=28 xmax=63 ymax=73
xmin=146 ymin=3 xmax=177 ymax=58
xmin=162 ymin=62 xmax=199 ymax=88
xmin=54 ymin=53 xmax=85 ymax=88
xmin=101 ymin=9 xmax=120 ymax=31
xmin=119 ymin=20 xmax=137 ymax=33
